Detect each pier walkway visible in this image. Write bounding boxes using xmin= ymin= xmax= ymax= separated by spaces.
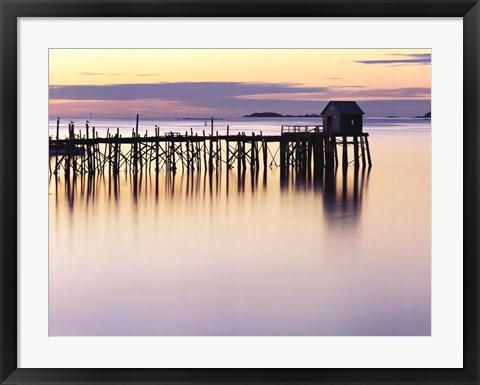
xmin=49 ymin=116 xmax=372 ymax=176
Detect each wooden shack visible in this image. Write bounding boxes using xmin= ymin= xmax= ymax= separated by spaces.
xmin=321 ymin=101 xmax=365 ymax=136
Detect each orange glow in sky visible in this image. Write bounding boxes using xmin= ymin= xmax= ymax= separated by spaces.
xmin=49 ymin=49 xmax=431 ymax=118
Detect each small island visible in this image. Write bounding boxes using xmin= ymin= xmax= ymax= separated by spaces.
xmin=243 ymin=112 xmax=322 ymax=118
xmin=179 ymin=117 xmax=224 ymax=121
xmin=414 ymin=111 xmax=431 ymax=119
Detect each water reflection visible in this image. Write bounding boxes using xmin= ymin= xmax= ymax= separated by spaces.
xmin=50 ymin=166 xmax=369 ymax=226
xmin=49 ymin=137 xmax=431 ymax=337
xmin=323 ymin=166 xmax=370 ymax=224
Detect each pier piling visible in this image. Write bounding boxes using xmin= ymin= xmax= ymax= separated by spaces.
xmin=49 ymin=118 xmax=372 ymax=177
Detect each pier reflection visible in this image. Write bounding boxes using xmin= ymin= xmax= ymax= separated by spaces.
xmin=322 ymin=166 xmax=370 ymax=225
xmin=280 ymin=166 xmax=369 ymax=224
xmin=49 ymin=165 xmax=369 ymax=225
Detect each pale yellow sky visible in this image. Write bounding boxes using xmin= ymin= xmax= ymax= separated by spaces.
xmin=48 ymin=49 xmax=431 ymax=117
xmin=49 ymin=48 xmax=431 ymax=89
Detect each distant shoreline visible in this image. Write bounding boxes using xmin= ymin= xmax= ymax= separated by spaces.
xmin=178 ymin=117 xmax=224 ymax=121
xmin=48 ymin=114 xmax=431 ymax=121
xmin=243 ymin=111 xmax=431 ymax=119
xmin=243 ymin=112 xmax=321 ymax=118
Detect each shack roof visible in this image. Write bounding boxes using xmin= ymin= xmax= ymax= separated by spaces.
xmin=321 ymin=101 xmax=365 ymax=115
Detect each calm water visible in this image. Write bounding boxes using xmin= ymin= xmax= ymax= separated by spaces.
xmin=48 ymin=118 xmax=431 ymax=336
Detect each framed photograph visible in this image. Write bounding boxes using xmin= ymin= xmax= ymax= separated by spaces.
xmin=1 ymin=1 xmax=478 ymax=384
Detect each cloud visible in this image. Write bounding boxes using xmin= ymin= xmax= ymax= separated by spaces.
xmin=79 ymin=72 xmax=104 ymax=76
xmin=48 ymin=81 xmax=431 ymax=118
xmin=80 ymin=72 xmax=162 ymax=77
xmin=329 ymin=85 xmax=367 ymax=89
xmin=49 ymin=98 xmax=215 ymax=118
xmin=355 ymin=53 xmax=431 ymax=65
xmin=332 ymin=86 xmax=430 ymax=99
xmin=388 ymin=53 xmax=431 ymax=58
xmin=233 ymin=87 xmax=430 ymax=101
xmin=49 ymin=82 xmax=426 ymax=104
xmin=49 ymin=82 xmax=329 ymax=101
xmin=79 ymin=72 xmax=125 ymax=76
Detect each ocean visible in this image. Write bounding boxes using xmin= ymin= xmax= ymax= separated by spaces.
xmin=48 ymin=117 xmax=431 ymax=336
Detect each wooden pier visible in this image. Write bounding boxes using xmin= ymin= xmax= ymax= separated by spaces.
xmin=49 ymin=115 xmax=372 ymax=176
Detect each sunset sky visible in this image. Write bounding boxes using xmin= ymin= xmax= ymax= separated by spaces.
xmin=49 ymin=49 xmax=431 ymax=118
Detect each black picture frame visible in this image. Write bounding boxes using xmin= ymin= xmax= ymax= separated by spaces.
xmin=1 ymin=1 xmax=478 ymax=384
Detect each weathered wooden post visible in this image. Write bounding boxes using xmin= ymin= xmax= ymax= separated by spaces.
xmin=196 ymin=133 xmax=202 ymax=169
xmin=56 ymin=117 xmax=60 ymax=140
xmin=360 ymin=136 xmax=366 ymax=168
xmin=112 ymin=128 xmax=118 ymax=174
xmin=209 ymin=117 xmax=214 ymax=171
xmin=133 ymin=114 xmax=139 ymax=174
xmin=342 ymin=136 xmax=348 ymax=170
xmin=250 ymin=133 xmax=256 ymax=170
xmin=280 ymin=138 xmax=286 ymax=174
xmin=319 ymin=137 xmax=325 ymax=169
xmin=253 ymin=136 xmax=259 ymax=170
xmin=86 ymin=122 xmax=93 ymax=173
xmin=237 ymin=135 xmax=242 ymax=171
xmin=353 ymin=136 xmax=359 ymax=169
xmin=155 ymin=126 xmax=159 ymax=173
xmin=307 ymin=140 xmax=313 ymax=171
xmin=241 ymin=135 xmax=247 ymax=170
xmin=226 ymin=125 xmax=230 ymax=169
xmin=106 ymin=129 xmax=112 ymax=173
xmin=217 ymin=130 xmax=222 ymax=170
xmin=186 ymin=132 xmax=191 ymax=172
xmin=93 ymin=127 xmax=98 ymax=173
xmin=325 ymin=136 xmax=335 ymax=169
xmin=262 ymin=137 xmax=268 ymax=170
xmin=69 ymin=122 xmax=74 ymax=140
xmin=365 ymin=135 xmax=372 ymax=168
xmin=333 ymin=138 xmax=338 ymax=166
xmin=54 ymin=118 xmax=60 ymax=174
xmin=65 ymin=122 xmax=72 ymax=179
